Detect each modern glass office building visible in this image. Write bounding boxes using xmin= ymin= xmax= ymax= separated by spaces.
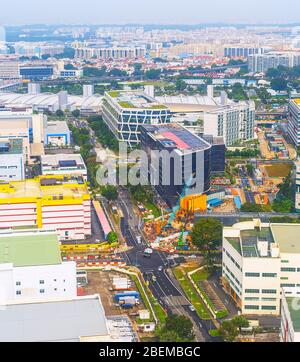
xmin=140 ymin=123 xmax=215 ymax=206
xmin=102 ymin=91 xmax=171 ymax=148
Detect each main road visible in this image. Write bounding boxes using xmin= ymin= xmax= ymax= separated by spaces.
xmin=117 ymin=187 xmax=216 ymax=342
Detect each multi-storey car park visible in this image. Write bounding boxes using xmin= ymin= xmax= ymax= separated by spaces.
xmin=222 ymin=219 xmax=300 ymax=316
xmin=102 ymin=90 xmax=171 ymax=148
xmin=0 ymin=175 xmax=91 ymax=240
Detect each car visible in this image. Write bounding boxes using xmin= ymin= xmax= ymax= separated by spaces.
xmin=158 ymin=266 xmax=163 ymax=272
xmin=189 ymin=305 xmax=196 ymax=312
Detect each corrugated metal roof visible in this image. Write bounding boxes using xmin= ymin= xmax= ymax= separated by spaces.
xmin=0 ymin=296 xmax=109 ymax=342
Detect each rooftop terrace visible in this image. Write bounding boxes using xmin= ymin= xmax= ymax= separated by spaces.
xmin=106 ymin=91 xmax=168 ymax=110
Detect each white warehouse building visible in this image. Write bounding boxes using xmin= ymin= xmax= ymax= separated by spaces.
xmin=222 ymin=219 xmax=300 ymax=315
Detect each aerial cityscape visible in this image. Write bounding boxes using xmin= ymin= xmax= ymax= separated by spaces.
xmin=1 ymin=0 xmax=300 ymax=347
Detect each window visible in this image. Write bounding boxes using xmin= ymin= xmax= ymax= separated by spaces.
xmin=39 ymin=280 xmax=44 ymax=284
xmin=262 ymin=273 xmax=277 ymax=278
xmin=281 ymin=267 xmax=296 ymax=272
xmin=39 ymin=289 xmax=45 ymax=294
xmin=281 ymin=260 xmax=289 ymax=263
xmin=245 ymin=305 xmax=259 ymax=310
xmin=245 ymin=289 xmax=259 ymax=294
xmin=262 ymin=298 xmax=276 ymax=302
xmin=16 ymin=281 xmax=21 ymax=286
xmin=281 ymin=284 xmax=295 ymax=288
xmin=245 ymin=272 xmax=260 ymax=277
xmin=16 ymin=291 xmax=21 ymax=295
xmin=245 ymin=297 xmax=259 ymax=301
xmin=54 ymin=288 xmax=57 ymax=291
xmin=261 ymin=306 xmax=276 ymax=311
xmin=262 ymin=289 xmax=277 ymax=294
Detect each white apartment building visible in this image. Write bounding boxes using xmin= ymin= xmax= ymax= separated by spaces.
xmin=248 ymin=52 xmax=300 ymax=73
xmin=41 ymin=154 xmax=87 ymax=180
xmin=0 ymin=229 xmax=76 ymax=304
xmin=0 ymin=139 xmax=24 ymax=182
xmin=222 ymin=219 xmax=300 ymax=315
xmin=75 ymin=46 xmax=146 ymax=60
xmin=288 ymin=99 xmax=300 ymax=147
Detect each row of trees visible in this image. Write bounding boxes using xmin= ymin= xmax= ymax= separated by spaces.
xmin=226 ymin=148 xmax=260 ymax=158
xmin=87 ymin=115 xmax=119 ymax=152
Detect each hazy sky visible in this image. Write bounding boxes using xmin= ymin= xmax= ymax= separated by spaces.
xmin=1 ymin=0 xmax=300 ymax=25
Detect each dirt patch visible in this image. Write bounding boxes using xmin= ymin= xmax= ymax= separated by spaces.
xmin=264 ymin=163 xmax=292 ymax=178
xmin=82 ymin=270 xmax=144 ymax=316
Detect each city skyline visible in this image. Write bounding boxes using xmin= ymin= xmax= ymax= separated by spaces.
xmin=1 ymin=0 xmax=300 ymax=25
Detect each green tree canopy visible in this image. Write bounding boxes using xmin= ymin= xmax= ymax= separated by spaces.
xmin=191 ymin=218 xmax=222 ymax=250
xmin=219 ymin=316 xmax=249 ymax=342
xmin=157 ymin=314 xmax=195 ymax=342
xmin=101 ymin=185 xmax=118 ymax=201
xmin=107 ymin=231 xmax=118 ymax=244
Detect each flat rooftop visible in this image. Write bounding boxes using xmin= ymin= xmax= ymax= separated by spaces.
xmin=41 ymin=153 xmax=86 ymax=169
xmin=0 ymin=139 xmax=23 ymax=155
xmin=0 ymin=175 xmax=89 ymax=202
xmin=46 ymin=121 xmax=69 ymax=134
xmin=142 ymin=123 xmax=211 ymax=152
xmin=106 ymin=90 xmax=168 ymax=110
xmin=0 ymin=295 xmax=109 ymax=342
xmin=0 ymin=231 xmax=61 ymax=267
xmin=271 ymin=224 xmax=300 ymax=254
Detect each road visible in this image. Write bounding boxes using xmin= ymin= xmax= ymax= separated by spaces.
xmin=239 ymin=166 xmax=256 ymax=204
xmin=117 ymin=187 xmax=216 ymax=342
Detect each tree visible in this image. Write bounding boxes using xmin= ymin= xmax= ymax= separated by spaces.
xmin=270 ymin=78 xmax=288 ymax=92
xmin=71 ymin=109 xmax=80 ymax=118
xmin=219 ymin=316 xmax=249 ymax=342
xmin=55 ymin=110 xmax=64 ymax=118
xmin=175 ymin=79 xmax=187 ymax=92
xmin=145 ymin=69 xmax=161 ymax=80
xmin=107 ymin=231 xmax=118 ymax=244
xmin=133 ymin=63 xmax=143 ymax=76
xmin=101 ymin=185 xmax=118 ymax=201
xmin=65 ymin=63 xmax=76 ymax=70
xmin=157 ymin=314 xmax=195 ymax=342
xmin=191 ymin=218 xmax=222 ymax=250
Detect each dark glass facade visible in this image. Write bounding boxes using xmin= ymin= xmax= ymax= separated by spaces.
xmin=141 ymin=125 xmax=212 ymax=207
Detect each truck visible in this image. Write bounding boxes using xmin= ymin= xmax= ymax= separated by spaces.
xmin=114 ymin=291 xmax=140 ymax=303
xmin=143 ymin=248 xmax=153 ymax=258
xmin=118 ymin=296 xmax=140 ymax=308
